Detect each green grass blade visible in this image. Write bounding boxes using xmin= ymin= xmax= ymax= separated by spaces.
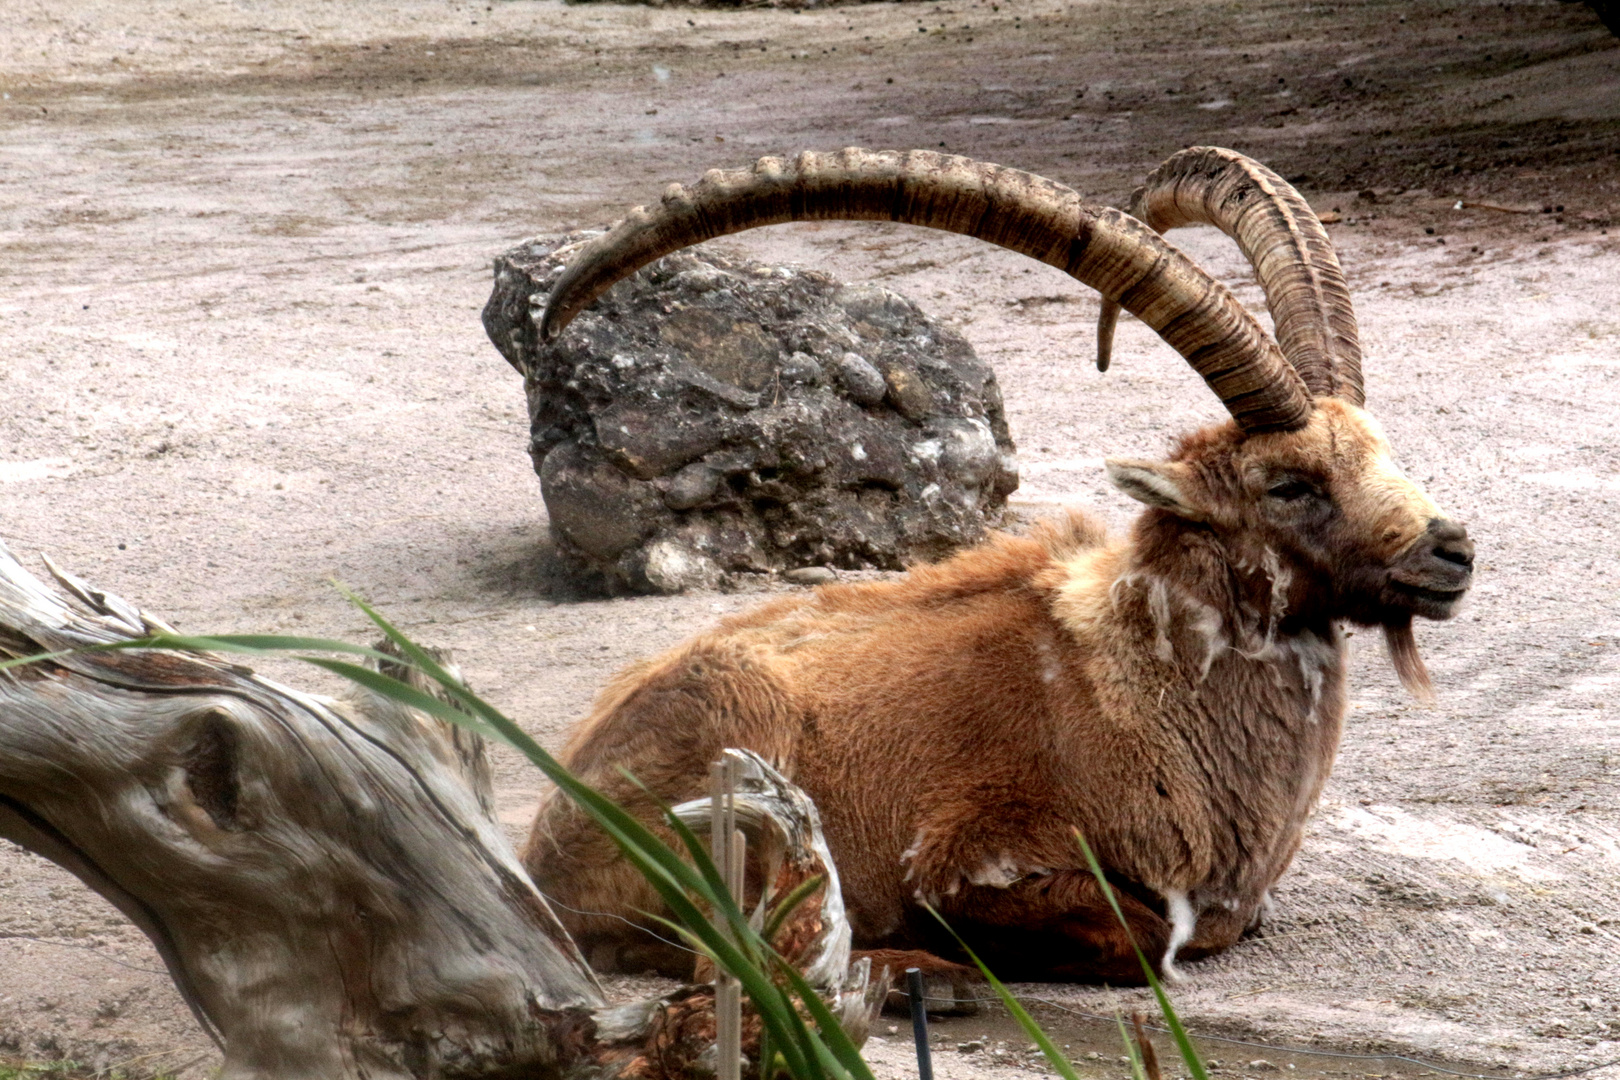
xmin=340 ymin=592 xmax=769 ymax=944
xmin=921 ymin=905 xmax=1081 ymax=1080
xmin=301 ymin=658 xmax=502 ymax=739
xmin=1072 ymin=830 xmax=1209 ymax=1080
xmin=642 ymin=869 xmax=841 ymax=1080
xmin=773 ymin=962 xmax=874 ymax=1080
xmin=1113 ymin=1003 xmax=1146 ymax=1080
xmin=311 ymin=595 xmax=828 ymax=1078
xmin=110 ymin=633 xmax=396 ymax=661
xmin=627 ymin=769 xmax=750 ymax=944
xmin=2 ymin=633 xmax=400 ymax=674
xmin=753 ymin=974 xmax=829 ymax=1080
xmin=0 ymin=649 xmax=78 ymax=673
xmin=572 ymin=815 xmax=823 ymax=1080
xmin=762 ymin=875 xmax=826 ymax=943
xmin=759 ymin=1022 xmax=775 ymax=1080
xmin=133 ymin=633 xmax=392 ymax=657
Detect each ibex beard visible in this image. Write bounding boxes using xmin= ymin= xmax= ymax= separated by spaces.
xmin=520 ymin=148 xmax=1473 ymax=985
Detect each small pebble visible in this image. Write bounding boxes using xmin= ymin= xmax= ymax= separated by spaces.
xmin=784 ymin=566 xmax=836 ymax=586
xmin=663 ymin=462 xmax=722 ymax=511
xmin=835 ymin=351 xmax=888 ymax=406
xmin=884 ymin=364 xmax=936 ymax=420
xmin=780 ymin=351 xmax=824 ymax=387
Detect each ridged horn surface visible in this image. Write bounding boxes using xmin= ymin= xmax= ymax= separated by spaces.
xmin=1097 ymin=147 xmax=1365 ymax=406
xmin=541 ymin=148 xmax=1314 ymax=433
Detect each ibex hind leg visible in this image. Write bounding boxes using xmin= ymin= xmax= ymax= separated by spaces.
xmin=935 ymin=870 xmax=1174 ymax=984
xmin=521 ymin=640 xmax=801 ymax=977
xmin=526 ymin=789 xmax=696 ymax=976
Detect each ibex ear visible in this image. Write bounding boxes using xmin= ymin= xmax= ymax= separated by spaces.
xmin=1105 ymin=459 xmax=1204 ymax=520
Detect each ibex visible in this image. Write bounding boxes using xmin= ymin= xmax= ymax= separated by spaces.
xmin=521 ymin=148 xmax=1474 ymax=983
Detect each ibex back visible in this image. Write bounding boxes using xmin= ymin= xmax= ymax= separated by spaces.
xmin=521 ymin=148 xmax=1473 ymax=983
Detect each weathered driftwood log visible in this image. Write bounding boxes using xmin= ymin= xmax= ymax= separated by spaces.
xmin=0 ymin=543 xmax=875 ymax=1080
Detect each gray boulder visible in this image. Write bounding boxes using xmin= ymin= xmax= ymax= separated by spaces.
xmin=482 ymin=230 xmax=1019 ymax=593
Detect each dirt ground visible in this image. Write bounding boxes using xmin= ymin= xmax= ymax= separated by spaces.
xmin=1 ymin=0 xmax=1619 ymax=1075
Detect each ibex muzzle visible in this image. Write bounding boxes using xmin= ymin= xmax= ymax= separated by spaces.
xmin=1393 ymin=518 xmax=1475 ymax=614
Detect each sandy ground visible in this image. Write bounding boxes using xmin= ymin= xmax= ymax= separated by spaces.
xmin=1 ymin=0 xmax=1619 ymax=1075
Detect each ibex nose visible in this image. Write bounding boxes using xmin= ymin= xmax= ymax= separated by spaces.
xmin=1427 ymin=518 xmax=1474 ymax=570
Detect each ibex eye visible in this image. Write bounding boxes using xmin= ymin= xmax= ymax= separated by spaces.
xmin=1268 ymin=479 xmax=1315 ymax=501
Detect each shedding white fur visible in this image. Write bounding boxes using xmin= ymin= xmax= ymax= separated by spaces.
xmin=1034 ymin=636 xmax=1064 ymax=684
xmin=1160 ymin=888 xmax=1196 ymax=983
xmin=1286 ymin=627 xmax=1342 ymax=723
xmin=1262 ymin=547 xmax=1292 ymax=627
xmin=1187 ymin=599 xmax=1226 ymax=682
xmin=1148 ymin=578 xmax=1175 ymax=662
xmin=968 ymin=853 xmax=1027 ymax=888
xmin=899 ymin=829 xmax=925 ymax=877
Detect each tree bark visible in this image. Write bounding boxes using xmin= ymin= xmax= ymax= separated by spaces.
xmin=0 ymin=543 xmax=875 ymax=1080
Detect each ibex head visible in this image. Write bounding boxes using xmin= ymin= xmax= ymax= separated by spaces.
xmin=1109 ymin=399 xmax=1471 ymax=695
xmin=1092 ymin=147 xmax=1471 ymax=694
xmin=539 ymin=147 xmax=1472 ymax=697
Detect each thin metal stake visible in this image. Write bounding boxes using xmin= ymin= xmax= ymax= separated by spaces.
xmin=907 ymin=967 xmax=934 ymax=1080
xmin=711 ymin=756 xmax=744 ymax=1080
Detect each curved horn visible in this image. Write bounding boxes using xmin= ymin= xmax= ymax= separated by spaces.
xmin=1097 ymin=147 xmax=1364 ymax=405
xmin=541 ymin=148 xmax=1314 ymax=433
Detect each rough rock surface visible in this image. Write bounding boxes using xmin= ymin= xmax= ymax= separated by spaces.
xmin=483 ymin=231 xmax=1019 ymax=593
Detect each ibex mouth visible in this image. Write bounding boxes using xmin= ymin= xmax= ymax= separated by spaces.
xmin=1385 ymin=517 xmax=1473 ymax=620
xmin=1388 ymin=577 xmax=1469 ymax=619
